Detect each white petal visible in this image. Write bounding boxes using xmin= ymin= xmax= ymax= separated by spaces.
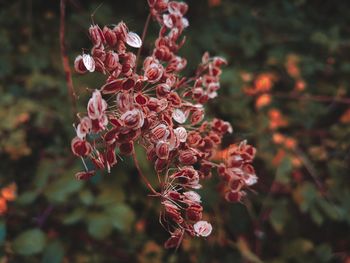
xmin=183 ymin=191 xmax=201 ymax=203
xmin=163 ymin=14 xmax=173 ymax=28
xmin=174 ymin=127 xmax=187 ymax=142
xmin=82 ymin=54 xmax=95 ymax=72
xmin=244 ymin=174 xmax=258 ymax=186
xmin=172 ymin=109 xmax=187 ymax=124
xmin=126 ymin=32 xmax=142 ymax=48
xmin=194 ymin=221 xmax=212 ymax=237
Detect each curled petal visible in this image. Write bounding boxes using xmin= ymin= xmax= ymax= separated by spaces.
xmin=172 ymin=109 xmax=186 ymax=124
xmin=74 ymin=55 xmax=87 ymax=74
xmin=87 ymin=90 xmax=107 ymax=120
xmin=126 ymin=32 xmax=142 ymax=48
xmin=174 ymin=127 xmax=187 ymax=142
xmin=193 ymin=221 xmax=212 ymax=237
xmin=82 ymin=54 xmax=95 ymax=72
xmin=75 ymin=170 xmax=95 ymax=180
xmin=183 ymin=191 xmax=201 ymax=203
xmin=77 ymin=117 xmax=92 ymax=139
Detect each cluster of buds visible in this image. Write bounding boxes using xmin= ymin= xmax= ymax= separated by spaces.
xmin=71 ymin=0 xmax=257 ymax=248
xmin=217 ymin=141 xmax=257 ymax=203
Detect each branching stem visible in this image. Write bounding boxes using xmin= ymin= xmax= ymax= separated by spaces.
xmin=60 ymin=0 xmax=77 ymax=119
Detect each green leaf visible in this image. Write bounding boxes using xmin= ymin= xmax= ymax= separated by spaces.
xmin=106 ymin=204 xmax=135 ymax=232
xmin=269 ymin=200 xmax=288 ymax=234
xmin=0 ymin=221 xmax=6 ymax=245
xmin=317 ymin=199 xmax=341 ymax=221
xmin=310 ymin=206 xmax=324 ymax=226
xmin=79 ymin=190 xmax=94 ymax=206
xmin=95 ymin=185 xmax=124 ymax=206
xmin=13 ymin=229 xmax=46 ymax=255
xmin=275 ymin=157 xmax=292 ymax=184
xmin=86 ymin=213 xmax=113 ymax=240
xmin=35 ymin=158 xmax=57 ymax=190
xmin=282 ymin=238 xmax=314 ymax=258
xmin=16 ymin=190 xmax=39 ymax=205
xmin=298 ymin=182 xmax=318 ymax=212
xmin=42 ymin=240 xmax=65 ymax=263
xmin=62 ymin=208 xmax=86 ymax=225
xmin=44 ymin=168 xmax=83 ymax=203
xmin=315 ymin=244 xmax=333 ymax=262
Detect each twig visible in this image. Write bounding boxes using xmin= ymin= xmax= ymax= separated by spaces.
xmin=294 ymin=147 xmax=342 ymax=217
xmin=60 ymin=0 xmax=77 ymax=119
xmin=272 ymin=92 xmax=350 ymax=105
xmin=132 ymin=147 xmax=159 ymax=195
xmin=219 ymin=92 xmax=350 ymax=105
xmin=136 ymin=13 xmax=152 ymax=71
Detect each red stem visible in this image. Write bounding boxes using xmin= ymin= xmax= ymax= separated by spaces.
xmin=136 ymin=13 xmax=152 ymax=71
xmin=60 ymin=0 xmax=77 ymax=119
xmin=272 ymin=92 xmax=350 ymax=104
xmin=132 ymin=148 xmax=158 ymax=195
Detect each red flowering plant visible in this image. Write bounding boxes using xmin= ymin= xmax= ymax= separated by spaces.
xmin=70 ymin=0 xmax=257 ymax=249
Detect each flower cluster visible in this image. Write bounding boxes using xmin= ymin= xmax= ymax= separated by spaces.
xmin=71 ymin=0 xmax=257 ymax=248
xmin=217 ymin=141 xmax=257 ymax=202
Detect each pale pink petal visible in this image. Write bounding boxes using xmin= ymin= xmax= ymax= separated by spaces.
xmin=172 ymin=109 xmax=187 ymax=124
xmin=174 ymin=127 xmax=187 ymax=142
xmin=163 ymin=14 xmax=174 ymax=28
xmin=193 ymin=221 xmax=212 ymax=237
xmin=183 ymin=191 xmax=201 ymax=203
xmin=126 ymin=32 xmax=142 ymax=48
xmin=82 ymin=54 xmax=95 ymax=72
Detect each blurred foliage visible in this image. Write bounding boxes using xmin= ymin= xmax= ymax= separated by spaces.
xmin=0 ymin=0 xmax=350 ymax=262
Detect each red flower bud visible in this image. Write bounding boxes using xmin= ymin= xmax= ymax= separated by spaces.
xmin=71 ymin=137 xmax=92 ymax=157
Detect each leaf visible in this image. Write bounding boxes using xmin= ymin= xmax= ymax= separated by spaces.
xmin=282 ymin=238 xmax=314 ymax=258
xmin=62 ymin=208 xmax=86 ymax=225
xmin=79 ymin=190 xmax=94 ymax=206
xmin=16 ymin=190 xmax=39 ymax=205
xmin=106 ymin=204 xmax=135 ymax=232
xmin=0 ymin=221 xmax=6 ymax=245
xmin=294 ymin=182 xmax=318 ymax=212
xmin=315 ymin=244 xmax=333 ymax=262
xmin=42 ymin=240 xmax=65 ymax=263
xmin=44 ymin=167 xmax=83 ymax=203
xmin=236 ymin=237 xmax=263 ymax=263
xmin=317 ymin=199 xmax=341 ymax=221
xmin=12 ymin=229 xmax=46 ymax=255
xmin=310 ymin=206 xmax=324 ymax=226
xmin=86 ymin=213 xmax=113 ymax=240
xmin=269 ymin=200 xmax=288 ymax=234
xmin=95 ymin=184 xmax=124 ymax=206
xmin=275 ymin=157 xmax=292 ymax=184
xmin=35 ymin=158 xmax=57 ymax=190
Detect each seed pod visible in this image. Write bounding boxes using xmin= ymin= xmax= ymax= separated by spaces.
xmin=103 ymin=26 xmax=118 ymax=47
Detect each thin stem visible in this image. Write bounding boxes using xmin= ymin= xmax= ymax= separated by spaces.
xmin=60 ymin=0 xmax=77 ymax=119
xmin=132 ymin=147 xmax=159 ymax=195
xmin=220 ymin=92 xmax=350 ymax=105
xmin=272 ymin=92 xmax=350 ymax=105
xmin=136 ymin=13 xmax=152 ymax=71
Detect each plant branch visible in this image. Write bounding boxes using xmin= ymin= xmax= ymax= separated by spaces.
xmin=272 ymin=92 xmax=350 ymax=104
xmin=60 ymin=0 xmax=77 ymax=119
xmin=132 ymin=147 xmax=159 ymax=195
xmin=136 ymin=13 xmax=152 ymax=71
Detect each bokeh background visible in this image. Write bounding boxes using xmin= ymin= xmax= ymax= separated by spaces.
xmin=1 ymin=0 xmax=350 ymax=262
